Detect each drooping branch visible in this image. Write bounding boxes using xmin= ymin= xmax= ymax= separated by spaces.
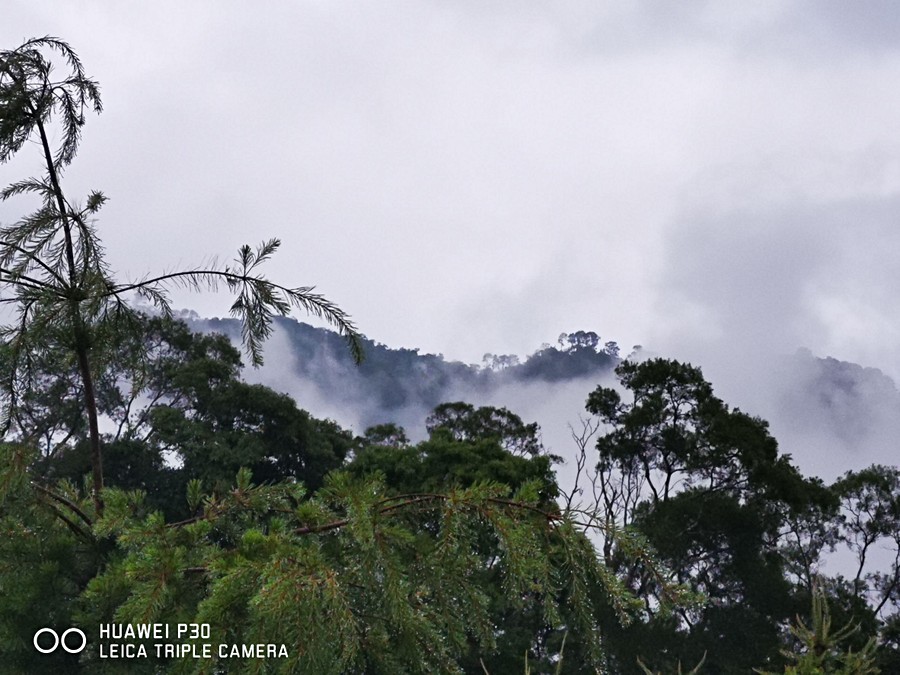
xmin=31 ymin=480 xmax=93 ymax=528
xmin=105 ymin=266 xmax=363 ymax=365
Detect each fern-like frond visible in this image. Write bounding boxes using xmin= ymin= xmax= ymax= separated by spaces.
xmin=109 ymin=243 xmax=363 ymax=366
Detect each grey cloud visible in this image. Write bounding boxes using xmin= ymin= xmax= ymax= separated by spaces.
xmin=651 ymin=175 xmax=900 ymax=477
xmin=656 ymin=182 xmax=900 ymax=364
xmin=4 ymin=3 xmax=900 ymax=482
xmin=788 ymin=1 xmax=900 ymax=53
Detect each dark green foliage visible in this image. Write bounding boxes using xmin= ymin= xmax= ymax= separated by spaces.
xmin=512 ymin=332 xmax=617 ymax=382
xmin=0 ymin=309 xmax=663 ymax=672
xmin=153 ymin=382 xmax=353 ymax=495
xmin=0 ymin=444 xmax=97 ymax=671
xmin=756 ymin=585 xmax=879 ymax=674
xmin=347 ymin=404 xmax=695 ymax=673
xmin=67 ymin=469 xmax=613 ymax=674
xmin=425 ymin=402 xmax=548 ymax=459
xmin=351 ymin=407 xmax=558 ymax=503
xmin=585 ymin=359 xmax=840 ymax=673
xmin=0 ymin=36 xmax=100 ymax=167
xmin=349 ymin=408 xmax=567 ymax=671
xmin=31 ymin=315 xmax=354 ymax=521
xmin=827 ymin=465 xmax=900 ymax=668
xmin=363 ymin=422 xmax=410 ymax=448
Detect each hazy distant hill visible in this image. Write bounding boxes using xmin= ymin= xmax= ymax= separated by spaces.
xmin=187 ymin=314 xmax=900 ymax=478
xmin=190 ymin=316 xmax=619 ymax=433
xmin=773 ymin=349 xmax=900 ymax=466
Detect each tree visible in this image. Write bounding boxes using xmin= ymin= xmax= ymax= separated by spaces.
xmin=0 ymin=37 xmax=362 ymax=513
xmin=825 ymin=466 xmax=900 ymax=669
xmin=362 ymin=422 xmax=410 ymax=448
xmin=0 ymin=454 xmax=92 ymax=672
xmin=558 ymin=331 xmax=601 ymax=352
xmin=583 ymin=358 xmax=833 ymax=672
xmin=756 ymin=585 xmax=879 ymax=675
xmin=481 ymin=353 xmax=520 ymax=371
xmin=778 ymin=465 xmax=900 ymax=669
xmin=349 ymin=403 xmax=696 ymax=673
xmin=832 ymin=466 xmax=900 ymax=622
xmin=425 ymin=402 xmax=548 ymax=459
xmin=31 ymin=315 xmax=356 ymax=520
xmin=349 ymin=408 xmax=567 ymax=671
xmin=1 ymin=430 xmax=657 ymax=673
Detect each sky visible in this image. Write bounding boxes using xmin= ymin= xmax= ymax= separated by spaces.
xmin=3 ymin=2 xmax=900 ymax=477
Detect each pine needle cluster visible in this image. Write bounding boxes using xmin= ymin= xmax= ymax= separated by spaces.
xmin=70 ymin=470 xmax=623 ymax=673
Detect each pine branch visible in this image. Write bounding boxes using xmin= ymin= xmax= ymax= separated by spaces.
xmin=107 ymin=266 xmax=363 ymax=365
xmin=31 ymin=480 xmax=94 ymax=527
xmin=0 ymin=239 xmax=69 ymax=286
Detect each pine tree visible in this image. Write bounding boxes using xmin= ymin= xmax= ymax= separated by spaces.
xmin=0 ymin=37 xmax=362 ymax=514
xmin=756 ymin=584 xmax=879 ymax=675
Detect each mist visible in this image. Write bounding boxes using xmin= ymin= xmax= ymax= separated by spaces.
xmin=194 ymin=316 xmax=900 ymax=488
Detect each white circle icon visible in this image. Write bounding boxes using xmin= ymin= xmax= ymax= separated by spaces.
xmin=33 ymin=627 xmax=87 ymax=654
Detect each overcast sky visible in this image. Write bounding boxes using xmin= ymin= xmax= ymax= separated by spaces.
xmin=4 ymin=2 xmax=900 ymax=472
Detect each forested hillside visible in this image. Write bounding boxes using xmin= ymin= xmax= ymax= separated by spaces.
xmin=193 ymin=315 xmax=900 ymax=476
xmin=192 ymin=316 xmax=620 ymax=433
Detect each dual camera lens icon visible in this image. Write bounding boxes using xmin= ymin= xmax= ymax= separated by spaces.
xmin=33 ymin=627 xmax=87 ymax=654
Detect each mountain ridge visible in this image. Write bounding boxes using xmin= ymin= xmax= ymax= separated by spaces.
xmin=186 ymin=314 xmax=900 ymax=480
